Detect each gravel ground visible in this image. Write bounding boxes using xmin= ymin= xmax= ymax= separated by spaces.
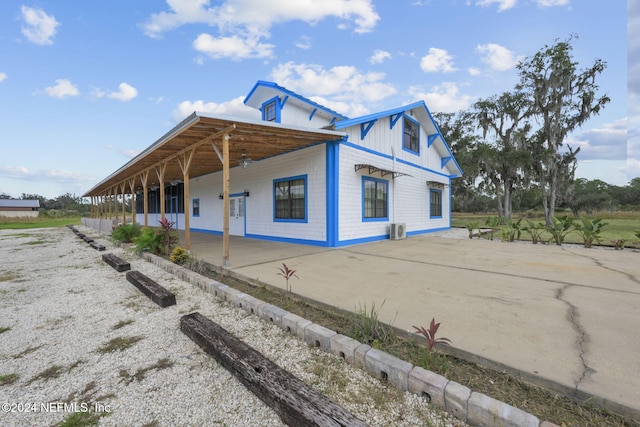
xmin=0 ymin=227 xmax=464 ymax=427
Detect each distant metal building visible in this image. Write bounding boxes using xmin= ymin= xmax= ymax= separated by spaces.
xmin=0 ymin=199 xmax=40 ymax=218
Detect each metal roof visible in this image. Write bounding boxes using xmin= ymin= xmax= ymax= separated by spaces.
xmin=83 ymin=112 xmax=346 ymax=197
xmin=0 ymin=199 xmax=40 ymax=208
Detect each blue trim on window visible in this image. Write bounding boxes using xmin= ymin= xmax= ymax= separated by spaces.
xmin=362 ymin=176 xmax=389 ymax=222
xmin=273 ymin=174 xmax=308 ymax=223
xmin=192 ymin=198 xmax=200 ymax=217
xmin=402 ymin=114 xmax=420 ymax=156
xmin=326 ymin=142 xmax=339 ymax=247
xmin=430 ymin=188 xmax=443 ymax=218
xmin=261 ymin=96 xmax=281 ymax=123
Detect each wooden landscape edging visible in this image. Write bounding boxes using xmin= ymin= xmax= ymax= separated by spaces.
xmin=102 ymin=253 xmax=131 ymax=272
xmin=180 ymin=312 xmax=368 ymax=427
xmin=126 ymin=270 xmax=176 ymax=308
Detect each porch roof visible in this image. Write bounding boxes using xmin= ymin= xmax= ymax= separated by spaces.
xmin=83 ymin=112 xmax=346 ymax=197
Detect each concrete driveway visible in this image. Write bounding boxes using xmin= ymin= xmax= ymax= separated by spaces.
xmin=185 ymin=231 xmax=640 ymax=420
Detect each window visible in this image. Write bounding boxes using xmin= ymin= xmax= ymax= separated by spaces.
xmin=363 ymin=177 xmax=388 ymax=221
xmin=274 ymin=176 xmax=306 ymax=221
xmin=263 ymin=100 xmax=277 ymax=122
xmin=192 ymin=199 xmax=200 ymax=217
xmin=403 ymin=116 xmax=420 ymax=154
xmin=430 ymin=189 xmax=442 ymax=218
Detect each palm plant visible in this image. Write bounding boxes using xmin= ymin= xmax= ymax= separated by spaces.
xmin=546 ymin=215 xmax=574 ymax=246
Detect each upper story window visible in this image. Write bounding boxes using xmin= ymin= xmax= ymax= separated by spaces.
xmin=403 ymin=116 xmax=420 ymax=154
xmin=263 ymin=99 xmax=277 ymax=122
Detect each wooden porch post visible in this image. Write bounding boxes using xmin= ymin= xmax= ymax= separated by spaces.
xmin=120 ymin=182 xmax=126 ymax=225
xmin=141 ymin=170 xmax=149 ymax=227
xmin=178 ymin=151 xmax=195 ymax=250
xmin=222 ymin=133 xmax=230 ymax=266
xmin=128 ymin=178 xmax=137 ymax=225
xmin=156 ymin=163 xmax=167 ymax=222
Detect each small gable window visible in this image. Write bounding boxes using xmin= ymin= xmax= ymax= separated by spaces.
xmin=403 ymin=116 xmax=420 ymax=154
xmin=263 ymin=100 xmax=277 ymax=122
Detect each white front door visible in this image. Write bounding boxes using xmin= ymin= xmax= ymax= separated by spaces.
xmin=229 ymin=196 xmax=245 ymax=236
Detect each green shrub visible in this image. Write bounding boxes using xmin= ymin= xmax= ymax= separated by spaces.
xmin=574 ymin=217 xmax=608 ymax=248
xmin=170 ymin=246 xmax=190 ymax=265
xmin=111 ymin=223 xmax=141 ymax=243
xmin=547 ymin=216 xmax=574 ymax=246
xmin=132 ymin=227 xmax=162 ymax=255
xmin=523 ymin=220 xmax=546 ymax=244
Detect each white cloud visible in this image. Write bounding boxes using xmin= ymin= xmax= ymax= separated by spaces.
xmin=269 ymin=61 xmax=397 ymax=105
xmin=294 ymin=35 xmax=312 ymax=50
xmin=44 ymin=79 xmax=80 ymax=98
xmin=475 ymin=0 xmax=517 ymax=11
xmin=193 ymin=32 xmax=274 ymax=60
xmin=107 ymin=83 xmax=138 ymax=101
xmin=408 ymin=82 xmax=474 ymax=113
xmin=0 ymin=165 xmax=94 ymax=184
xmin=536 ymin=0 xmax=570 ymax=7
xmin=0 ymin=72 xmax=6 ymax=82
xmin=370 ymin=49 xmax=391 ymax=64
xmin=468 ymin=67 xmax=481 ymax=76
xmin=420 ymin=48 xmax=457 ymax=73
xmin=143 ymin=0 xmax=379 ymax=37
xmin=143 ymin=0 xmax=379 ymax=60
xmin=20 ymin=6 xmax=60 ymax=45
xmin=172 ymin=96 xmax=259 ymax=122
xmin=476 ymin=43 xmax=523 ymax=71
xmin=568 ymin=118 xmax=628 ymax=161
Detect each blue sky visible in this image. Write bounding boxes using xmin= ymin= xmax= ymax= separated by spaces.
xmin=0 ymin=0 xmax=630 ymax=199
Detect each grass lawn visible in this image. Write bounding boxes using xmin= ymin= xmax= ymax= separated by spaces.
xmin=452 ymin=212 xmax=640 ymax=248
xmin=0 ymin=216 xmax=82 ymax=230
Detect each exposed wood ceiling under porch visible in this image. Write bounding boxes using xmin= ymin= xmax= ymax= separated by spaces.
xmin=84 ymin=113 xmax=346 ymax=197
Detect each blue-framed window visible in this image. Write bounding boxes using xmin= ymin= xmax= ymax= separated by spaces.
xmin=274 ymin=175 xmax=307 ymax=222
xmin=262 ymin=97 xmax=280 ymax=122
xmin=362 ymin=177 xmax=388 ymax=221
xmin=430 ymin=189 xmax=442 ymax=218
xmin=192 ymin=198 xmax=200 ymax=217
xmin=403 ymin=115 xmax=420 ymax=154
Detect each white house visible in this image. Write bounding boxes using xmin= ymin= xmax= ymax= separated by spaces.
xmin=0 ymin=199 xmax=40 ymax=218
xmin=84 ymin=81 xmax=462 ymax=249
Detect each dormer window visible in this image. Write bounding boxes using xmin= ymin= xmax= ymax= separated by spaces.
xmin=263 ymin=99 xmax=277 ymax=122
xmin=403 ymin=116 xmax=420 ymax=154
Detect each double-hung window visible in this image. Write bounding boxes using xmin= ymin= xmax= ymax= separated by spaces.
xmin=403 ymin=116 xmax=420 ymax=154
xmin=430 ymin=189 xmax=442 ymax=218
xmin=274 ymin=176 xmax=307 ymax=221
xmin=363 ymin=177 xmax=388 ymax=221
xmin=263 ymin=98 xmax=278 ymax=122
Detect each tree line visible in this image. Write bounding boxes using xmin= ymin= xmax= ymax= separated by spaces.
xmin=435 ymin=36 xmax=627 ymax=224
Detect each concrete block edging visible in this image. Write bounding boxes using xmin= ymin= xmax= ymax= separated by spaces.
xmin=142 ymin=251 xmax=558 ymax=427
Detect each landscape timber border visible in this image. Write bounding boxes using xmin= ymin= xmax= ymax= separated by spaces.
xmin=140 ymin=250 xmax=562 ymax=427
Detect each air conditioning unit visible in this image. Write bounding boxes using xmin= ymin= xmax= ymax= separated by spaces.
xmin=390 ymin=223 xmax=406 ymax=240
